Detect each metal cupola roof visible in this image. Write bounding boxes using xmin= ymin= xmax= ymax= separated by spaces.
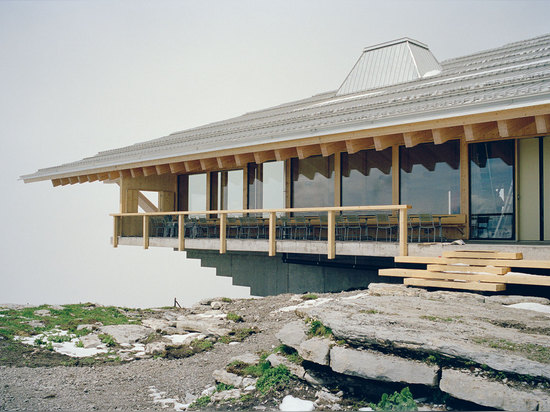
xmin=336 ymin=37 xmax=442 ymax=95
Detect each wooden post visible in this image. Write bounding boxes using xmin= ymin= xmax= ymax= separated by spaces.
xmin=143 ymin=215 xmax=149 ymax=250
xmin=328 ymin=210 xmax=335 ymax=259
xmin=178 ymin=214 xmax=185 ymax=251
xmin=399 ymin=208 xmax=408 ymax=256
xmin=268 ymin=212 xmax=277 ymax=256
xmin=459 ymin=138 xmax=470 ymax=239
xmin=220 ymin=213 xmax=227 ymax=254
xmin=113 ymin=216 xmax=119 ymax=248
xmin=334 ymin=153 xmax=341 ymax=207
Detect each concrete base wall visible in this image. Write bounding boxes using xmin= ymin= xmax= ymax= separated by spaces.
xmin=185 ymin=250 xmax=397 ymax=296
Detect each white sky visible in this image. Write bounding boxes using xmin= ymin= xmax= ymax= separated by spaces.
xmin=1 ymin=0 xmax=549 ymax=307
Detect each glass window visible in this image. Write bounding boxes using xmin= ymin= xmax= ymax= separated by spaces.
xmin=291 ymin=155 xmax=334 ymax=209
xmin=248 ymin=162 xmax=284 ymax=211
xmin=248 ymin=163 xmax=262 ymax=209
xmin=470 ymin=141 xmax=515 ymax=240
xmin=222 ymin=170 xmax=243 ymax=211
xmin=400 ymin=141 xmax=460 ymax=214
xmin=342 ymin=148 xmax=392 ymax=207
xmin=188 ymin=173 xmax=206 ymax=211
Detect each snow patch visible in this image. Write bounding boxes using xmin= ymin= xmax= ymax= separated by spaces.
xmin=506 ymin=302 xmax=550 ymax=314
xmin=279 ymin=395 xmax=315 ymax=411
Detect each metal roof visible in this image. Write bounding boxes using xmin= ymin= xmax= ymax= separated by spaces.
xmin=21 ymin=33 xmax=550 ymax=183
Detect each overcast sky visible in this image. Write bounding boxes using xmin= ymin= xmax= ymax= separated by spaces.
xmin=1 ymin=0 xmax=549 ymax=308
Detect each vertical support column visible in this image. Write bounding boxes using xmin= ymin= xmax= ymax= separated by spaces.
xmin=334 ymin=153 xmax=341 ymax=207
xmin=459 ymin=138 xmax=470 ymax=239
xmin=143 ymin=215 xmax=149 ymax=249
xmin=178 ymin=214 xmax=185 ymax=251
xmin=327 ymin=210 xmax=335 ymax=259
xmin=220 ymin=213 xmax=227 ymax=254
xmin=399 ymin=207 xmax=408 ymax=256
xmin=243 ymin=165 xmax=249 ymax=210
xmin=392 ymin=146 xmax=400 ymax=207
xmin=268 ymin=212 xmax=277 ymax=256
xmin=113 ymin=216 xmax=119 ymax=248
xmin=285 ymin=160 xmax=292 ymax=210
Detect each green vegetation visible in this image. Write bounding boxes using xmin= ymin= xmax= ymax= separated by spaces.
xmin=226 ymin=312 xmax=244 ymax=323
xmin=219 ymin=327 xmax=258 ymax=344
xmin=75 ymin=340 xmax=84 ymax=348
xmin=360 ymin=309 xmax=381 ymax=314
xmin=189 ymin=395 xmax=211 ymax=409
xmin=371 ymin=387 xmax=418 ymax=411
xmin=274 ymin=344 xmax=303 ymax=364
xmin=98 ymin=333 xmax=117 ymax=347
xmin=226 ymin=358 xmax=271 ymax=378
xmin=420 ymin=315 xmax=454 ymax=322
xmin=161 ymin=338 xmax=213 ymax=359
xmin=221 ymin=297 xmax=233 ymax=303
xmin=216 ymin=383 xmax=235 ymax=392
xmin=48 ymin=334 xmax=72 ymax=343
xmin=255 ymin=364 xmax=291 ymax=395
xmin=307 ymin=319 xmax=333 ymax=338
xmin=473 ymin=337 xmax=550 ymax=364
xmin=301 ymin=293 xmax=318 ymax=300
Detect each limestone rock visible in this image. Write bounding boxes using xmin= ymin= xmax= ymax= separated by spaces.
xmin=99 ymin=325 xmax=152 ymax=345
xmin=314 ymin=389 xmax=342 ymax=407
xmin=298 ymin=337 xmax=331 ymax=365
xmin=367 ymin=283 xmax=424 ymax=297
xmin=229 ymin=352 xmax=260 ymax=365
xmin=211 ymin=301 xmax=222 ymax=310
xmin=33 ymin=309 xmax=51 ymax=317
xmin=275 ymin=321 xmax=308 ymax=348
xmin=211 ymin=389 xmax=242 ymax=402
xmin=212 ymin=369 xmax=243 ymax=388
xmin=201 ymin=386 xmax=216 ymax=397
xmin=242 ymin=377 xmax=257 ymax=388
xmin=486 ymin=295 xmax=550 ymax=305
xmin=145 ymin=341 xmax=167 ymax=355
xmin=176 ymin=313 xmax=231 ymax=336
xmin=266 ymin=354 xmax=306 ymax=379
xmin=330 ymin=346 xmax=439 ymax=386
xmin=79 ymin=334 xmax=102 ymax=349
xmin=25 ymin=320 xmax=45 ymax=328
xmin=440 ymin=368 xmax=550 ymax=411
xmin=142 ymin=318 xmax=174 ymax=332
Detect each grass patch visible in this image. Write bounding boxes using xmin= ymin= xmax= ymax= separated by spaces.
xmin=274 ymin=344 xmax=303 ymax=364
xmin=360 ymin=309 xmax=381 ymax=314
xmin=256 ymin=364 xmax=291 ymax=395
xmin=98 ymin=333 xmax=117 ymax=347
xmin=307 ymin=319 xmax=333 ymax=338
xmin=420 ymin=315 xmax=454 ymax=322
xmin=189 ymin=395 xmax=211 ymax=409
xmin=371 ymin=387 xmax=417 ymax=411
xmin=219 ymin=327 xmax=258 ymax=344
xmin=216 ymin=383 xmax=235 ymax=392
xmin=301 ymin=294 xmax=318 ymax=300
xmin=473 ymin=337 xmax=550 ymax=364
xmin=226 ymin=312 xmax=243 ymax=323
xmin=161 ymin=339 xmax=213 ymax=359
xmin=221 ymin=297 xmax=233 ymax=303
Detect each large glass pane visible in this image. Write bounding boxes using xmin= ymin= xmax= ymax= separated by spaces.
xmin=188 ymin=173 xmax=206 ymax=211
xmin=291 ymin=155 xmax=334 ymax=209
xmin=342 ymin=148 xmax=392 ymax=208
xmin=222 ymin=170 xmax=243 ymax=211
xmin=263 ymin=161 xmax=284 ymax=210
xmin=470 ymin=141 xmax=515 ymax=240
xmin=400 ymin=141 xmax=460 ymax=214
xmin=247 ymin=164 xmax=261 ymax=209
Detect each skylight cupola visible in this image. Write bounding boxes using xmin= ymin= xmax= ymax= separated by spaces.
xmin=337 ymin=37 xmax=442 ymax=95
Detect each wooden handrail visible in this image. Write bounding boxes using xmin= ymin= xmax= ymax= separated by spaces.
xmin=112 ymin=204 xmax=412 ymax=258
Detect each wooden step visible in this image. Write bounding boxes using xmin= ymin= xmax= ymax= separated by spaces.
xmin=442 ymin=251 xmax=523 ymax=260
xmin=404 ymin=277 xmax=506 ymax=292
xmin=395 ymin=256 xmax=550 ymax=269
xmin=394 ymin=256 xmax=446 ymax=264
xmin=427 ymin=264 xmax=510 ymax=275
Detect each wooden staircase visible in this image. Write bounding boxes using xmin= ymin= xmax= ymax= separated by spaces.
xmin=380 ymin=250 xmax=550 ymax=292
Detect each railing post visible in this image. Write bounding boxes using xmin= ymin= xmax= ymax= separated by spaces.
xmin=327 ymin=210 xmax=335 ymax=259
xmin=399 ymin=207 xmax=408 ymax=256
xmin=143 ymin=215 xmax=149 ymax=250
xmin=269 ymin=212 xmax=276 ymax=256
xmin=178 ymin=214 xmax=185 ymax=251
xmin=220 ymin=213 xmax=227 ymax=254
xmin=113 ymin=216 xmax=119 ymax=248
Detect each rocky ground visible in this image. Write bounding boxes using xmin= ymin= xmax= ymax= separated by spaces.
xmin=1 ymin=285 xmax=549 ymax=411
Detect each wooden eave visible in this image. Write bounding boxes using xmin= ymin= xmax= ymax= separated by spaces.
xmin=43 ymin=103 xmax=550 ymax=186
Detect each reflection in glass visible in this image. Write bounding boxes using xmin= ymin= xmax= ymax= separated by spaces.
xmin=470 ymin=141 xmax=515 ymax=239
xmin=222 ymin=170 xmax=243 ymax=211
xmin=291 ymin=155 xmax=334 ymax=209
xmin=188 ymin=173 xmax=206 ymax=211
xmin=342 ymin=148 xmax=392 ymax=208
xmin=248 ymin=162 xmax=284 ymax=213
xmin=400 ymin=141 xmax=460 ymax=214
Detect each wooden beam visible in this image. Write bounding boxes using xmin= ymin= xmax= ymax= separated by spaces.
xmin=296 ymin=144 xmax=321 ymax=160
xmin=442 ymin=250 xmax=523 ymax=260
xmin=199 ymin=158 xmax=218 ymax=171
xmin=535 ymin=115 xmax=550 ymax=134
xmin=77 ymin=176 xmax=88 ymax=184
xmin=426 ymin=265 xmax=510 ymax=275
xmin=234 ymin=153 xmax=255 ymax=167
xmin=137 ymin=192 xmax=158 ymax=213
xmin=268 ymin=212 xmax=277 ymax=256
xmin=97 ymin=173 xmax=110 ymax=181
xmin=254 ymin=150 xmax=276 ymax=164
xmin=345 ymin=137 xmax=374 ymax=154
xmin=155 ymin=164 xmax=171 ymax=175
xmin=327 ymin=210 xmax=335 ymax=259
xmin=432 ymin=126 xmax=463 ymax=144
xmin=142 ymin=166 xmax=157 ymax=177
xmin=464 ymin=122 xmax=499 ymax=141
xmin=108 ymin=171 xmax=121 ymax=180
xmin=403 ymin=130 xmax=433 ymax=148
xmin=169 ymin=162 xmax=187 ymax=174
xmin=274 ymin=148 xmax=297 ymax=161
xmin=178 ymin=215 xmax=185 ymax=251
xmin=320 ymin=141 xmax=347 ymax=157
xmin=217 ymin=155 xmax=237 ymax=169
xmin=52 ymin=179 xmax=62 ymax=187
xmin=143 ymin=216 xmax=149 ymax=249
xmin=219 ymin=214 xmax=227 ymax=254
xmin=87 ymin=174 xmax=99 ymax=183
xmin=374 ymin=134 xmax=403 ymax=151
xmin=120 ymin=170 xmax=132 ymax=179
xmin=60 ymin=178 xmax=70 ymax=185
xmin=403 ymin=277 xmax=506 ymax=292
xmin=497 ymin=117 xmax=536 ymax=138
xmin=68 ymin=177 xmax=79 ymax=184
xmin=184 ymin=160 xmax=202 ymax=172
xmin=130 ymin=168 xmax=144 ymax=178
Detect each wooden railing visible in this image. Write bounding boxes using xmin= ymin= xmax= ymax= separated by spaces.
xmin=111 ymin=205 xmax=412 ymax=258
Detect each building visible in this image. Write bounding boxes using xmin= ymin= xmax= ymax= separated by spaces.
xmin=22 ymin=34 xmax=550 ymax=296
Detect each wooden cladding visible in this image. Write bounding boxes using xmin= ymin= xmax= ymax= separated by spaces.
xmin=50 ymin=111 xmax=550 ymax=187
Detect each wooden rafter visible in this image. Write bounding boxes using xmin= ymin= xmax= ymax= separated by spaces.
xmin=52 ymin=179 xmax=62 ymax=187
xmin=120 ymin=170 xmax=132 ymax=179
xmin=130 ymin=168 xmax=144 ymax=178
xmin=254 ymin=150 xmax=276 ymax=164
xmin=535 ymin=114 xmax=550 ymax=134
xmin=185 ymin=160 xmax=202 ymax=172
xmin=432 ymin=126 xmax=463 ymax=144
xmin=234 ymin=153 xmax=255 ymax=167
xmin=77 ymin=176 xmax=88 ymax=184
xmin=142 ymin=166 xmax=157 ymax=177
xmin=137 ymin=191 xmax=158 ymax=213
xmin=108 ymin=171 xmax=121 ymax=180
xmin=497 ymin=117 xmax=536 ymax=138
xmin=296 ymin=144 xmax=321 ymax=160
xmin=97 ymin=173 xmax=110 ymax=181
xmin=464 ymin=122 xmax=499 ymax=141
xmin=60 ymin=178 xmax=70 ymax=185
xmin=155 ymin=164 xmax=171 ymax=175
xmin=217 ymin=155 xmax=237 ymax=169
xmin=169 ymin=162 xmax=187 ymax=174
xmin=68 ymin=177 xmax=79 ymax=184
xmin=345 ymin=137 xmax=374 ymax=154
xmin=199 ymin=158 xmax=218 ymax=171
xmin=274 ymin=148 xmax=297 ymax=161
xmin=320 ymin=141 xmax=347 ymax=157
xmin=374 ymin=134 xmax=403 ymax=151
xmin=403 ymin=130 xmax=432 ymax=148
xmin=87 ymin=174 xmax=99 ymax=183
